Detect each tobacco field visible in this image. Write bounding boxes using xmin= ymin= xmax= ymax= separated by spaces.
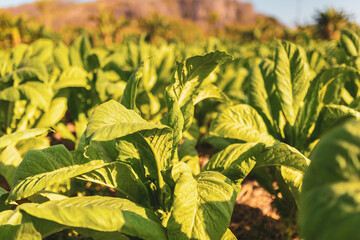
xmin=0 ymin=29 xmax=359 ymax=240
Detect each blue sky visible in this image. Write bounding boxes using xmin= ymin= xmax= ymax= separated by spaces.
xmin=247 ymin=0 xmax=360 ymax=26
xmin=0 ymin=0 xmax=359 ymax=27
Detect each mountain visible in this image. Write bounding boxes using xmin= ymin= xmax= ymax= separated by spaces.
xmin=4 ymin=0 xmax=262 ymax=29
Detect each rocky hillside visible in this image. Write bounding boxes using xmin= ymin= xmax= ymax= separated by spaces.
xmin=4 ymin=0 xmax=262 ymax=29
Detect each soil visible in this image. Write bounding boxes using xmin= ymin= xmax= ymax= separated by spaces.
xmin=231 ymin=180 xmax=298 ymax=240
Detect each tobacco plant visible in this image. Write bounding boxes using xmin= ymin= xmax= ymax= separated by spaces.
xmin=1 ymin=32 xmax=359 ymax=239
xmin=207 ymin=39 xmax=360 ymax=220
xmin=0 ymin=51 xmax=311 ymax=239
xmin=299 ymin=120 xmax=360 ymax=240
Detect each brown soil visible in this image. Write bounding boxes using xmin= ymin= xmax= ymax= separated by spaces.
xmin=0 ymin=175 xmax=10 ymax=191
xmin=231 ymin=180 xmax=295 ymax=240
xmin=47 ymin=131 xmax=75 ymax=151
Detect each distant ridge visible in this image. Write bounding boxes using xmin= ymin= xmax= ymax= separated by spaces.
xmin=3 ymin=0 xmax=265 ymax=29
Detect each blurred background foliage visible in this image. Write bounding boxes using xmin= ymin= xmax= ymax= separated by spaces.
xmin=0 ymin=1 xmax=360 ymax=49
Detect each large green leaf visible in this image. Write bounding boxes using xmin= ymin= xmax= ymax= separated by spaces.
xmin=209 ymin=104 xmax=275 ymax=145
xmin=167 ymin=165 xmax=236 ymax=240
xmin=170 ymin=51 xmax=232 ymax=108
xmin=30 ymin=39 xmax=54 ymax=62
xmin=85 ymin=106 xmax=173 ymax=206
xmin=86 ymin=53 xmax=101 ymax=72
xmin=27 ymin=191 xmax=68 ymax=204
xmin=193 ymin=84 xmax=230 ymax=105
xmin=249 ymin=61 xmax=274 ymax=127
xmin=8 ymin=145 xmax=107 ymax=202
xmin=220 ymin=228 xmax=237 ymax=240
xmin=163 ymin=88 xmax=184 ymax=148
xmin=69 ymin=46 xmax=83 ymax=68
xmin=203 ymin=143 xmax=263 ymax=173
xmin=274 ymin=41 xmax=311 ymax=125
xmin=0 ymin=60 xmax=48 ymax=83
xmin=0 ymin=145 xmax=22 ymax=186
xmin=255 ymin=143 xmax=309 ymax=171
xmin=52 ymin=66 xmax=88 ymax=90
xmin=78 ymin=162 xmax=151 ymax=206
xmin=340 ymin=29 xmax=360 ymax=57
xmin=204 ymin=142 xmax=309 ymax=201
xmin=69 ymin=35 xmax=91 ymax=69
xmin=178 ymin=139 xmax=200 ymax=176
xmin=0 ymin=210 xmax=41 ymax=240
xmin=53 ymin=42 xmax=70 ymax=71
xmin=164 ymin=51 xmax=232 ymax=147
xmin=310 ymin=104 xmax=360 ymax=140
xmin=0 ymin=187 xmax=8 ymax=197
xmin=35 ymin=96 xmax=68 ymax=128
xmin=297 ymin=67 xmax=358 ymax=145
xmin=206 ymin=143 xmax=262 ymax=192
xmin=84 ymin=100 xmax=174 ymax=198
xmin=0 ymin=128 xmax=48 ymax=149
xmin=121 ymin=65 xmax=143 ymax=111
xmin=15 ymin=136 xmax=50 ymax=157
xmin=308 ymin=50 xmax=328 ymax=73
xmin=10 ymin=44 xmax=29 ymax=67
xmin=299 ymin=120 xmax=360 ymax=240
xmin=86 ymin=134 xmax=161 ymax=200
xmin=140 ymin=128 xmax=173 ymax=171
xmin=0 ymin=82 xmax=52 ymax=110
xmin=19 ymin=196 xmax=167 ymax=240
xmin=85 ymin=100 xmax=170 ymax=142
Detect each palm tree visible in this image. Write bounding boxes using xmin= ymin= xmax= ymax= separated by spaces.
xmin=314 ymin=7 xmax=350 ymax=40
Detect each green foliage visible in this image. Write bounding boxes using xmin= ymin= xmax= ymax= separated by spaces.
xmin=299 ymin=120 xmax=360 ymax=240
xmin=0 ymin=51 xmax=242 ymax=239
xmin=0 ymin=27 xmax=360 ymax=239
xmin=209 ymin=37 xmax=360 ymax=223
xmin=274 ymin=41 xmax=311 ymax=126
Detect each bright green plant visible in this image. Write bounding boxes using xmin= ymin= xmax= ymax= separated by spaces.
xmin=0 ymin=36 xmax=98 ymax=148
xmin=299 ymin=120 xmax=360 ymax=240
xmin=0 ymin=128 xmax=49 ymax=191
xmin=207 ymin=40 xmax=360 ymax=222
xmin=337 ymin=30 xmax=360 ymax=104
xmin=0 ymin=51 xmax=312 ymax=239
xmin=209 ymin=40 xmax=360 ymax=153
xmin=0 ymin=51 xmax=229 ymax=239
xmin=1 ymin=27 xmax=360 ymax=239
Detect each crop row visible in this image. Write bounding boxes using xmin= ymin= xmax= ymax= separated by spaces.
xmin=0 ymin=30 xmax=359 ymax=239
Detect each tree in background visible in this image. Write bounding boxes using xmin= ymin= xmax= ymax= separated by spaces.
xmin=0 ymin=12 xmax=22 ymax=46
xmin=138 ymin=13 xmax=171 ymax=42
xmin=0 ymin=10 xmax=57 ymax=48
xmin=91 ymin=5 xmax=130 ymax=45
xmin=208 ymin=10 xmax=220 ymax=36
xmin=35 ymin=0 xmax=56 ymax=27
xmin=314 ymin=7 xmax=350 ymax=40
xmin=253 ymin=16 xmax=284 ymax=41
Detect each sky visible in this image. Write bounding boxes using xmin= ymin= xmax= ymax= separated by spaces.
xmin=0 ymin=0 xmax=360 ymax=27
xmin=246 ymin=0 xmax=360 ymax=27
